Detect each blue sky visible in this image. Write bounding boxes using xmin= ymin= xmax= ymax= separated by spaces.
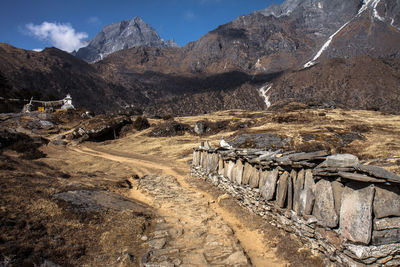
xmin=0 ymin=0 xmax=283 ymax=52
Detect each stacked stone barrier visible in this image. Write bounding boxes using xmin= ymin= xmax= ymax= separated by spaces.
xmin=190 ymin=145 xmax=400 ymax=266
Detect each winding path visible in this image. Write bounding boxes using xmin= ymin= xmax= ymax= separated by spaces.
xmin=70 ymin=145 xmax=286 ymax=266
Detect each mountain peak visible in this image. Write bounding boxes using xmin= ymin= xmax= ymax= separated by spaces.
xmin=132 ymin=16 xmax=144 ymax=22
xmin=75 ymin=17 xmax=177 ymax=63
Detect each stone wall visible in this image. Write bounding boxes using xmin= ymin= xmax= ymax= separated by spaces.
xmin=190 ymin=146 xmax=400 ymax=266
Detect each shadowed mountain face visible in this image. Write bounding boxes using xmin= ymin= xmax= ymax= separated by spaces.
xmin=75 ymin=17 xmax=177 ymax=63
xmin=0 ymin=43 xmax=148 ymax=113
xmin=1 ymin=0 xmax=400 ymax=115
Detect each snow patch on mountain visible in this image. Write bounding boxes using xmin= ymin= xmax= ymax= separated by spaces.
xmin=304 ymin=20 xmax=351 ymax=68
xmin=358 ymin=0 xmax=374 ymax=15
xmin=372 ymin=0 xmax=384 ymax=21
xmin=303 ymin=0 xmax=391 ymax=68
xmin=258 ymin=83 xmax=273 ymax=108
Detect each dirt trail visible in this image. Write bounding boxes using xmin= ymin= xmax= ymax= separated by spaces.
xmin=71 ymin=145 xmax=286 ymax=267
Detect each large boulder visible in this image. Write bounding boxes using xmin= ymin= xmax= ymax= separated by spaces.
xmin=320 ymin=154 xmax=359 ymax=168
xmin=340 ymin=182 xmax=375 ymax=245
xmin=71 ymin=115 xmax=132 ymax=142
xmin=194 ymin=121 xmax=208 ymax=135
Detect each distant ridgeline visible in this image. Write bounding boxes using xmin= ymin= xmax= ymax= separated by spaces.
xmin=191 ymin=145 xmax=400 ymax=266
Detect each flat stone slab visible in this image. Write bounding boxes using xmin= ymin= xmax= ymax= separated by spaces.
xmin=287 ymin=170 xmax=296 ymax=210
xmin=338 ymin=172 xmax=386 ymax=183
xmin=227 ymin=161 xmax=235 ymax=182
xmin=192 ymin=151 xmax=200 ymax=166
xmin=355 ymin=164 xmax=400 ymax=184
xmin=313 ymin=179 xmax=338 ymax=228
xmin=276 ymin=171 xmax=289 ymax=208
xmin=331 ymin=181 xmax=344 ymax=217
xmin=201 ymin=151 xmax=208 ymax=168
xmin=288 ymin=151 xmax=329 ymax=162
xmin=218 ymin=157 xmax=224 ymax=175
xmin=235 ymin=160 xmax=244 ymax=185
xmin=261 ymin=168 xmax=279 ymax=201
xmin=223 ymin=160 xmax=229 ymax=178
xmin=248 ymin=166 xmax=260 ymax=188
xmin=313 ymin=167 xmax=356 ymax=176
xmin=374 ymin=217 xmax=400 ymax=231
xmin=298 ymin=170 xmax=315 ymax=215
xmin=293 ymin=169 xmax=305 ymax=214
xmin=242 ymin=162 xmax=252 ymax=185
xmin=259 ymin=170 xmax=269 ymax=189
xmin=53 ymin=190 xmax=149 ymax=212
xmin=339 ymin=183 xmax=375 ymax=245
xmin=372 ymin=229 xmax=400 ymax=245
xmin=373 ymin=185 xmax=400 ymax=219
xmin=211 ymin=153 xmax=219 ymax=172
xmin=345 ymin=243 xmax=400 ymax=260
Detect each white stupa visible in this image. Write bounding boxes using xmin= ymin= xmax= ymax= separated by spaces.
xmin=61 ymin=94 xmax=75 ymax=109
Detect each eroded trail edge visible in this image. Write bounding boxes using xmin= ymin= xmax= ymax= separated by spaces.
xmin=71 ymin=145 xmax=286 ymax=267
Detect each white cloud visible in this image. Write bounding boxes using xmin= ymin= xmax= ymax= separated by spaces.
xmin=25 ymin=22 xmax=88 ymax=52
xmin=88 ymin=16 xmax=101 ymax=26
xmin=32 ymin=48 xmax=43 ymax=52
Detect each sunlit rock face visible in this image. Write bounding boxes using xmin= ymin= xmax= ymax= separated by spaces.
xmin=75 ymin=17 xmax=177 ymax=63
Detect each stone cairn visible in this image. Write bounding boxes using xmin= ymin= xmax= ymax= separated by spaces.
xmin=191 ymin=145 xmax=400 ymax=266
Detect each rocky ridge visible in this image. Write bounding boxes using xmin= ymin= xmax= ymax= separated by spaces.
xmin=75 ymin=17 xmax=177 ymax=63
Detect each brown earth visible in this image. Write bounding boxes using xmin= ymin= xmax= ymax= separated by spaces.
xmin=0 ymin=152 xmax=154 ymax=266
xmin=1 ymin=106 xmax=399 ymax=266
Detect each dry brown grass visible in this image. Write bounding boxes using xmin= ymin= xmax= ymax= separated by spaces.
xmin=90 ymin=108 xmax=400 ymax=174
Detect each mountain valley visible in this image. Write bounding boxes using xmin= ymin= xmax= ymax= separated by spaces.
xmin=1 ymin=0 xmax=399 ymax=115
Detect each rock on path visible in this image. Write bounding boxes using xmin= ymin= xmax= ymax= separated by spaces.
xmin=137 ymin=174 xmax=250 ymax=266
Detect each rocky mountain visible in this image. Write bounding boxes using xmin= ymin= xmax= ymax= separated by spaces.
xmin=1 ymin=0 xmax=400 ymax=115
xmin=267 ymin=56 xmax=400 ymax=112
xmin=75 ymin=17 xmax=177 ymax=63
xmin=90 ymin=0 xmax=400 ymax=113
xmin=91 ymin=0 xmax=400 ymax=75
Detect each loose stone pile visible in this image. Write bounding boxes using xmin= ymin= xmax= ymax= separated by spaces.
xmin=191 ymin=145 xmax=400 ymax=266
